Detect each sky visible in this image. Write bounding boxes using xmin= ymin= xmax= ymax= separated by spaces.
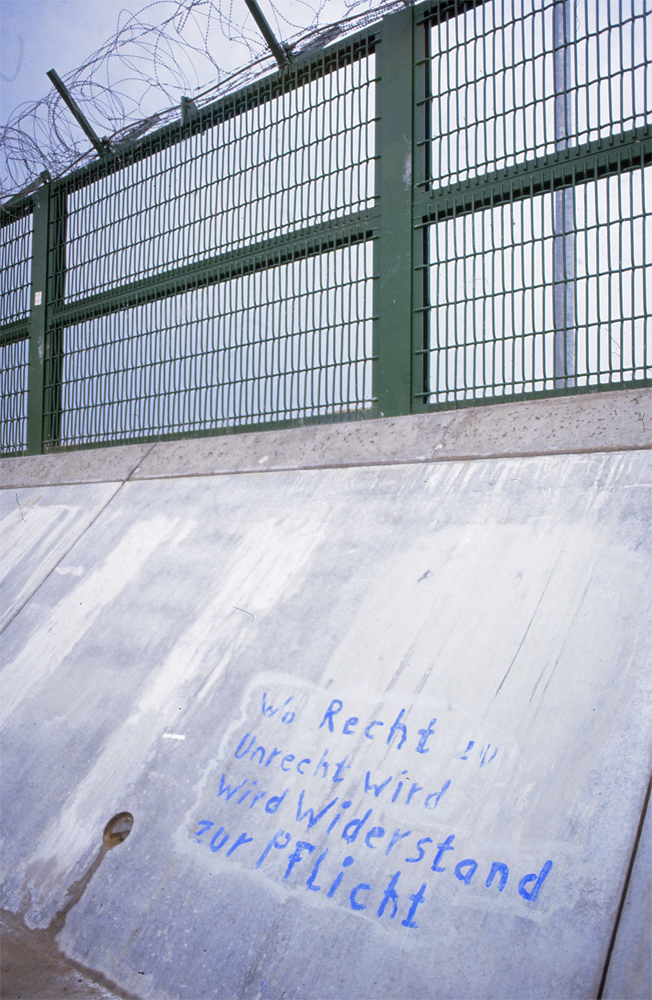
xmin=1 ymin=1 xmax=143 ymax=124
xmin=0 ymin=0 xmax=368 ymax=195
xmin=0 ymin=0 xmax=361 ymax=126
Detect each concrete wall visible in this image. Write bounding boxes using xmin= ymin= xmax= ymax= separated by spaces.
xmin=1 ymin=389 xmax=651 ymax=1000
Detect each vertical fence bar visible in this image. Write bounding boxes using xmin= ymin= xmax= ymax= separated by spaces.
xmin=373 ymin=5 xmax=415 ymax=417
xmin=553 ymin=0 xmax=576 ymax=387
xmin=26 ymin=185 xmax=49 ymax=454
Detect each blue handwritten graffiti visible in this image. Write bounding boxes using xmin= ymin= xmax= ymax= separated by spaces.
xmin=191 ymin=817 xmax=554 ymax=928
xmin=261 ymin=693 xmax=295 ymax=723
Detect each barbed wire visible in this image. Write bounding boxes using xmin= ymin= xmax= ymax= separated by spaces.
xmin=1 ymin=0 xmax=406 ymax=202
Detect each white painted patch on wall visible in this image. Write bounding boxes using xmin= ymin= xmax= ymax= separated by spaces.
xmin=15 ymin=506 xmax=332 ymax=921
xmin=0 ymin=503 xmax=76 ymax=579
xmin=0 ymin=515 xmax=178 ymax=728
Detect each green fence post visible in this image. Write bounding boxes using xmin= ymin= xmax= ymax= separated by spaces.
xmin=26 ymin=183 xmax=50 ymax=455
xmin=373 ymin=5 xmax=415 ymax=418
xmin=44 ymin=187 xmax=67 ymax=448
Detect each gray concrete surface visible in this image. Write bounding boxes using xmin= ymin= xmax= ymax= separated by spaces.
xmin=602 ymin=785 xmax=652 ymax=1000
xmin=1 ymin=394 xmax=651 ymax=1000
xmin=1 ymin=483 xmax=124 ymax=633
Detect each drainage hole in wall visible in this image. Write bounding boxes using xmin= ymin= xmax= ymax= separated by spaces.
xmin=103 ymin=812 xmax=134 ymax=847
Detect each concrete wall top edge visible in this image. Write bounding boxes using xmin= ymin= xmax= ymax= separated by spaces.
xmin=1 ymin=388 xmax=650 ymax=489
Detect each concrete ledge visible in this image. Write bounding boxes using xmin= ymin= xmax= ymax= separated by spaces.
xmin=1 ymin=388 xmax=650 ymax=488
xmin=0 ymin=442 xmax=152 ymax=489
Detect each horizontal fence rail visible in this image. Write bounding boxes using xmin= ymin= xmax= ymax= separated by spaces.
xmin=1 ymin=0 xmax=650 ymax=456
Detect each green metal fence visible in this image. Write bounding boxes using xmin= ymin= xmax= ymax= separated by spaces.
xmin=1 ymin=0 xmax=650 ymax=456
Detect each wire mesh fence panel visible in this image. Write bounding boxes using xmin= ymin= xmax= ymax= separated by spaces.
xmin=0 ymin=338 xmax=28 ymax=454
xmin=424 ymin=165 xmax=651 ymax=402
xmin=419 ymin=0 xmax=651 ymax=406
xmin=574 ymin=167 xmax=651 ymax=386
xmin=426 ymin=193 xmax=557 ymax=401
xmin=0 ymin=211 xmax=32 ymax=326
xmin=48 ymin=239 xmax=374 ymax=447
xmin=423 ymin=0 xmax=651 ymax=191
xmin=0 ymin=208 xmax=32 ymax=454
xmin=64 ymin=50 xmax=376 ymax=304
xmin=575 ymin=0 xmax=650 ymax=144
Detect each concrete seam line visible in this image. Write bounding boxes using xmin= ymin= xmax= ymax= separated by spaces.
xmin=1 ymin=478 xmax=127 ymax=638
xmin=125 ymin=442 xmax=157 ymax=481
xmin=597 ymin=768 xmax=652 ymax=999
xmin=1 ymin=446 xmax=155 ymax=635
